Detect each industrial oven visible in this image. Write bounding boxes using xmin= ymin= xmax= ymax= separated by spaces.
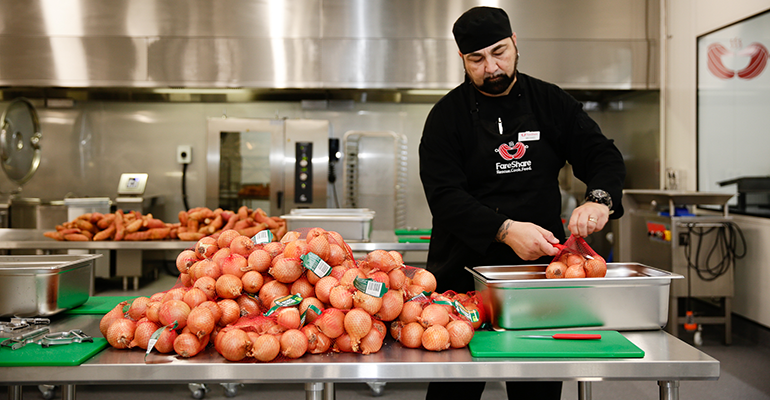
xmin=617 ymin=190 xmax=743 ymax=344
xmin=206 ymin=118 xmax=330 ymax=216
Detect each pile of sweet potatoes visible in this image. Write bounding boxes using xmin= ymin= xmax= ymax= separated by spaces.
xmin=43 ymin=206 xmax=286 ymax=242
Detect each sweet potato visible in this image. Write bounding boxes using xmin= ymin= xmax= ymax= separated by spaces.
xmin=238 ymin=223 xmax=268 ymax=238
xmin=44 ymin=231 xmax=64 ymax=241
xmin=237 ymin=206 xmax=250 ymax=220
xmin=178 ymin=210 xmax=189 ymax=225
xmin=125 ymin=218 xmax=143 ymax=234
xmin=114 ymin=210 xmax=126 ymax=241
xmin=97 ymin=214 xmax=116 ymax=229
xmin=124 ymin=227 xmax=171 ymax=241
xmin=221 ymin=213 xmax=240 ymax=231
xmin=74 ymin=219 xmax=96 ymax=233
xmin=93 ymin=224 xmax=116 ymax=241
xmin=178 ymin=231 xmax=205 ymax=241
xmin=63 ymin=233 xmax=90 ymax=241
xmin=252 ymin=208 xmax=279 ymax=229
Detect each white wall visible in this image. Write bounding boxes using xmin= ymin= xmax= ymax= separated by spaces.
xmin=664 ymin=0 xmax=770 ymax=328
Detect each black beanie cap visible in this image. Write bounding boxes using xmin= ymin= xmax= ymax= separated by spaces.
xmin=452 ymin=6 xmax=513 ymax=54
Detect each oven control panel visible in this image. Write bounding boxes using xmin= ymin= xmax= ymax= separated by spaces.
xmin=294 ymin=142 xmax=313 ymax=204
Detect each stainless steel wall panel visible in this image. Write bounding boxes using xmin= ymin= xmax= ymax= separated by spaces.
xmin=147 ymin=38 xmax=322 ymax=88
xmin=0 ymin=37 xmax=147 ymax=87
xmin=320 ymin=39 xmax=462 ymax=89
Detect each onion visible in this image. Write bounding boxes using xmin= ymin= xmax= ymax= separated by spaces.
xmin=269 ymin=257 xmax=304 ymax=283
xmin=398 ymin=300 xmax=425 ymax=324
xmin=159 ymin=299 xmax=191 ymax=329
xmin=149 ymin=292 xmax=165 ymax=302
xmin=195 ymin=237 xmax=219 ymax=259
xmin=344 ymin=308 xmax=372 ymax=352
xmin=566 ymin=253 xmax=585 ymax=267
xmin=174 ymin=332 xmax=202 ymax=357
xmin=364 ymin=250 xmax=398 ymax=273
xmin=545 ymin=261 xmax=567 ymax=279
xmin=332 ymin=333 xmax=354 ymax=353
xmin=241 ymin=271 xmax=264 ymax=294
xmin=326 ymin=231 xmax=345 ymax=248
xmin=314 ymin=308 xmax=345 ymax=338
xmin=130 ymin=320 xmax=160 ymax=349
xmin=329 ymin=285 xmax=354 ymax=310
xmin=154 ymin=327 xmax=178 ymax=354
xmin=390 ymin=321 xmax=403 ymax=341
xmin=371 ymin=319 xmax=387 ymax=339
xmin=193 ymin=259 xmax=221 ymax=282
xmin=179 ymin=273 xmax=192 ymax=287
xmin=565 ymin=264 xmax=586 ymax=278
xmin=280 ymin=230 xmax=301 ymax=244
xmin=298 ymin=297 xmax=324 ymax=324
xmin=283 ymin=239 xmax=308 ymax=259
xmin=422 ymin=325 xmax=451 ymax=351
xmin=275 ymin=307 xmax=301 ymax=330
xmin=125 ymin=299 xmax=148 ymax=322
xmin=258 ymin=280 xmax=290 ymax=309
xmin=193 ymin=276 xmax=218 ymax=300
xmin=405 ymin=284 xmax=428 ymax=300
xmin=411 ymin=269 xmax=437 ymax=293
xmin=247 ymin=249 xmax=272 ymax=273
xmin=216 ymin=229 xmax=241 ymax=249
xmin=399 ymin=322 xmax=424 ymax=348
xmin=176 ymin=250 xmax=199 ymax=274
xmin=327 ymin=244 xmax=346 ymax=266
xmin=161 ymin=287 xmax=187 ymax=303
xmin=229 ymin=235 xmax=255 ymax=257
xmin=100 ymin=301 xmax=128 ymax=336
xmin=289 ymin=276 xmax=314 ymax=299
xmin=314 ymin=276 xmax=339 ymax=304
xmin=187 ymin=306 xmax=216 ymax=338
xmin=218 ymin=328 xmax=252 ymax=361
xmin=262 ymin=242 xmax=285 ymax=258
xmin=367 ymin=271 xmax=390 ymax=288
xmin=418 ymin=304 xmax=451 ymax=328
xmin=388 ymin=251 xmax=404 ymax=265
xmin=360 ymin=327 xmax=384 ymax=355
xmin=220 ymin=254 xmax=248 ymax=278
xmin=305 ymin=227 xmax=326 ymax=243
xmin=462 ymin=302 xmax=483 ymax=330
xmin=198 ymin=301 xmax=222 ymax=326
xmin=280 ymin=329 xmax=308 ymax=359
xmin=330 ymin=265 xmax=348 ymax=281
xmin=249 ymin=334 xmax=281 ymax=362
xmin=215 ymin=274 xmax=243 ymax=299
xmin=352 ymin=291 xmax=383 ymax=315
xmin=183 ymin=288 xmax=208 ymax=309
xmin=211 ymin=247 xmax=232 ymax=268
xmin=307 ymin=234 xmax=331 ymax=262
xmin=584 ymin=257 xmax=607 ymax=278
xmin=373 ymin=289 xmax=404 ymax=322
xmin=339 ymin=268 xmax=365 ymax=288
xmin=106 ymin=318 xmax=136 ymax=349
xmin=388 ymin=268 xmax=407 ymax=290
xmin=301 ymin=324 xmax=331 ymax=354
xmin=216 ymin=299 xmax=239 ymax=326
xmin=446 ymin=320 xmax=474 ymax=348
xmin=306 ymin=270 xmax=322 ymax=285
xmin=145 ymin=301 xmax=161 ymax=323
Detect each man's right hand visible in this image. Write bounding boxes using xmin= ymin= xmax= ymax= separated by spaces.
xmin=495 ymin=219 xmax=560 ymax=260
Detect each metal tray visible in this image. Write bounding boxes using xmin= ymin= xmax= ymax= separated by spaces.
xmin=466 ymin=263 xmax=683 ymax=331
xmin=282 ymin=208 xmax=375 ymax=242
xmin=0 ymin=254 xmax=100 ymax=317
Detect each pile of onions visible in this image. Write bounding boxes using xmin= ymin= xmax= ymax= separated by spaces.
xmin=100 ymin=224 xmax=483 ymax=361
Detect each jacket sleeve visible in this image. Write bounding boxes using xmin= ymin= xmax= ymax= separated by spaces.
xmin=561 ymin=100 xmax=626 ymax=218
xmin=419 ymin=102 xmax=508 ymax=255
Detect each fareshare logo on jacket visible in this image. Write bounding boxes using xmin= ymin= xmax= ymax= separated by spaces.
xmin=495 ymin=141 xmax=531 ymax=174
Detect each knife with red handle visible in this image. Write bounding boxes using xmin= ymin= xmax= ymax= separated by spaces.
xmin=518 ymin=333 xmax=602 ymax=340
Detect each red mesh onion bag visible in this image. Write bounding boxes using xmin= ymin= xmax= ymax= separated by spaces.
xmin=551 ymin=234 xmax=601 ymax=263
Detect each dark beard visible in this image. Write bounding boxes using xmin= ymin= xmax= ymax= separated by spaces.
xmin=477 ymin=72 xmax=514 ymax=95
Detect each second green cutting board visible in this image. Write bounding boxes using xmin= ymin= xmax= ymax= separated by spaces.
xmin=468 ymin=330 xmax=645 ymax=358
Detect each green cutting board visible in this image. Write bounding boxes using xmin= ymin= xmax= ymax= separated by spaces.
xmin=469 ymin=330 xmax=645 ymax=358
xmin=0 ymin=338 xmax=109 ymax=366
xmin=64 ymin=296 xmax=137 ymax=315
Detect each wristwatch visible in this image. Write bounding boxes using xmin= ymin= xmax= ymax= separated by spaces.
xmin=585 ymin=189 xmax=613 ymax=214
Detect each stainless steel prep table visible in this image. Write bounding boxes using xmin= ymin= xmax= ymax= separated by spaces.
xmin=2 ymin=313 xmax=718 ymax=400
xmin=0 ymin=229 xmax=429 ymax=290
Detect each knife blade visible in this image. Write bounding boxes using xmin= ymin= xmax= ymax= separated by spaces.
xmin=518 ymin=333 xmax=602 ymax=340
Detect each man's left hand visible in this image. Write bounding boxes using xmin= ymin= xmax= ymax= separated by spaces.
xmin=568 ymin=202 xmax=611 ymax=238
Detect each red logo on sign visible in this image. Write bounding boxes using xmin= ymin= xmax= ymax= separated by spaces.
xmin=496 ymin=142 xmax=526 ymax=160
xmin=707 ymin=42 xmax=768 ymax=80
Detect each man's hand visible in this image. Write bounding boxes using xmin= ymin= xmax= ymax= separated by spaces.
xmin=496 ymin=219 xmax=560 ymax=260
xmin=568 ymin=202 xmax=611 ymax=237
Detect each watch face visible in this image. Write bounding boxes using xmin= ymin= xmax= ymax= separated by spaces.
xmin=589 ymin=190 xmax=612 ymax=208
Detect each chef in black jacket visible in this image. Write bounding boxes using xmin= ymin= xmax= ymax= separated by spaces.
xmin=419 ymin=6 xmax=626 ymax=400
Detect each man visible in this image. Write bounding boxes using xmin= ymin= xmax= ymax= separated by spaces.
xmin=418 ymin=6 xmax=626 ymax=400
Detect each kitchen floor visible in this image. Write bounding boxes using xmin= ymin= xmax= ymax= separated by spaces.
xmin=4 ymin=268 xmax=770 ymax=400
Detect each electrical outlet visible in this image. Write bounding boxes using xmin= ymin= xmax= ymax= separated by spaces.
xmin=177 ymin=145 xmax=192 ymax=164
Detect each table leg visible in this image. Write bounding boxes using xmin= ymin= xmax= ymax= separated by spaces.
xmin=577 ymin=381 xmax=592 ymax=400
xmin=8 ymin=385 xmax=21 ymax=400
xmin=305 ymin=382 xmax=323 ymax=400
xmin=724 ymin=297 xmax=732 ymax=345
xmin=658 ymin=380 xmax=679 ymax=400
xmin=61 ymin=384 xmax=76 ymax=400
xmin=324 ymin=382 xmax=335 ymax=400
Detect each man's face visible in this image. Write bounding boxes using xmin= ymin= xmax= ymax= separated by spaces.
xmin=461 ymin=36 xmax=518 ymax=97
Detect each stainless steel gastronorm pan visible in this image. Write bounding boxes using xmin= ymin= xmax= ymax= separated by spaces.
xmin=0 ymin=254 xmax=100 ymax=317
xmin=466 ymin=263 xmax=683 ymax=331
xmin=282 ymin=208 xmax=375 ymax=242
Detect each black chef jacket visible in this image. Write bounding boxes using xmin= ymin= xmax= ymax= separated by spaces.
xmin=419 ymin=72 xmax=626 ymax=293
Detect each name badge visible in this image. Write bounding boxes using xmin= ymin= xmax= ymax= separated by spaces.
xmin=518 ymin=131 xmax=540 ymax=142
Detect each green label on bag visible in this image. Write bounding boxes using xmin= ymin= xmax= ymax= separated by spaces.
xmin=300 ymin=252 xmax=332 ymax=278
xmin=264 ymin=294 xmax=303 ymax=316
xmin=407 ymin=291 xmax=431 ymax=302
xmin=252 ymin=230 xmax=273 ymax=244
xmin=353 ymin=277 xmax=387 ymax=298
xmin=453 ymin=301 xmax=480 ymax=323
xmin=145 ymin=321 xmax=178 ymax=358
xmin=300 ymin=304 xmax=323 ymax=326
